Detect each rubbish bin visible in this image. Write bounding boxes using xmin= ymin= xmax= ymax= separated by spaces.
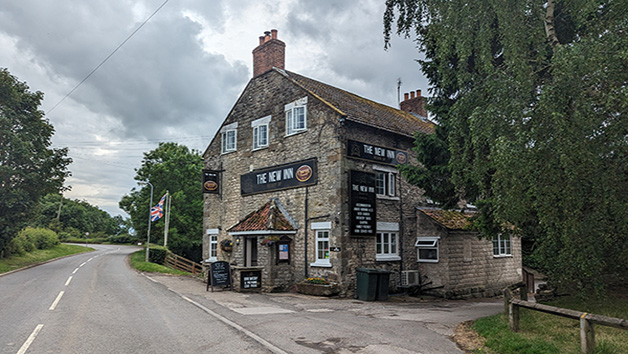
xmin=376 ymin=269 xmax=391 ymax=301
xmin=356 ymin=268 xmax=379 ymax=301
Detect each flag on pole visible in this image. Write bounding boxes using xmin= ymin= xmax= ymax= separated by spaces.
xmin=150 ymin=194 xmax=167 ymax=222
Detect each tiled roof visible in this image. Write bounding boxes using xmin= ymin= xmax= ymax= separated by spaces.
xmin=278 ymin=70 xmax=435 ymax=138
xmin=418 ymin=208 xmax=475 ymax=230
xmin=228 ymin=198 xmax=297 ymax=233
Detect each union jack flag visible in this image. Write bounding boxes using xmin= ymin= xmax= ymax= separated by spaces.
xmin=150 ymin=194 xmax=166 ymax=222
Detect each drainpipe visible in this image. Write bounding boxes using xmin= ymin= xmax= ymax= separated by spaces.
xmin=304 ymin=186 xmax=309 ymax=278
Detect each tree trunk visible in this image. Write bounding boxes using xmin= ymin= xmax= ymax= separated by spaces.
xmin=544 ymin=0 xmax=560 ymax=50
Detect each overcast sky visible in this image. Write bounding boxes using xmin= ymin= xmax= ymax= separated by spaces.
xmin=0 ymin=0 xmax=429 ymax=217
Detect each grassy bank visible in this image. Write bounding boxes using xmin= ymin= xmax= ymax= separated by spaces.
xmin=129 ymin=250 xmax=190 ymax=275
xmin=472 ymin=290 xmax=628 ymax=353
xmin=0 ymin=243 xmax=92 ymax=274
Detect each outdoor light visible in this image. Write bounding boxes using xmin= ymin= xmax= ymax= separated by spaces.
xmin=235 ymin=237 xmax=240 ymax=246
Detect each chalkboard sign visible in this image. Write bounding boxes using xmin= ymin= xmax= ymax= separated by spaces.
xmin=207 ymin=261 xmax=231 ymax=292
xmin=240 ymin=270 xmax=262 ymax=290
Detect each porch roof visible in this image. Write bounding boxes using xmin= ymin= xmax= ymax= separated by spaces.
xmin=227 ymin=198 xmax=297 ymax=234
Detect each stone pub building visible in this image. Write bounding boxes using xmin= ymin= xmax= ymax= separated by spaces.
xmin=202 ymin=30 xmax=521 ymax=298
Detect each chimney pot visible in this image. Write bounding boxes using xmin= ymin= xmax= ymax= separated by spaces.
xmin=271 ymin=29 xmax=278 ymax=39
xmin=259 ymin=36 xmax=265 ymax=45
xmin=410 ymin=91 xmax=415 ymax=99
xmin=416 ymin=89 xmax=421 ymax=97
xmin=404 ymin=93 xmax=409 ymax=101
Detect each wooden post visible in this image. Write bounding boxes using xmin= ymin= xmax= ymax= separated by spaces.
xmin=520 ymin=284 xmax=528 ymax=301
xmin=580 ymin=313 xmax=595 ymax=354
xmin=509 ymin=302 xmax=520 ymax=332
xmin=504 ymin=288 xmax=511 ymax=314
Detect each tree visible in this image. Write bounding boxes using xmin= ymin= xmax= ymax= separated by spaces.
xmin=385 ymin=1 xmax=628 ymax=293
xmin=0 ymin=68 xmax=71 ymax=256
xmin=119 ymin=142 xmax=203 ymax=261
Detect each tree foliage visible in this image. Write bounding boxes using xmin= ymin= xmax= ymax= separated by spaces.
xmin=119 ymin=142 xmax=203 ymax=262
xmin=385 ymin=0 xmax=628 ymax=292
xmin=0 ymin=68 xmax=71 ymax=256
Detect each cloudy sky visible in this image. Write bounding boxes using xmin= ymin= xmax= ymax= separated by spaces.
xmin=0 ymin=0 xmax=429 ymax=217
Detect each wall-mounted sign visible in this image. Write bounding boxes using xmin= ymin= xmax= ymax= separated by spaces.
xmin=350 ymin=170 xmax=376 ymax=236
xmin=202 ymin=170 xmax=220 ymax=194
xmin=347 ymin=140 xmax=408 ymax=165
xmin=241 ymin=158 xmax=317 ymax=196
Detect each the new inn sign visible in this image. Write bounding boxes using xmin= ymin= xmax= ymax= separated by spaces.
xmin=240 ymin=158 xmax=317 ymax=196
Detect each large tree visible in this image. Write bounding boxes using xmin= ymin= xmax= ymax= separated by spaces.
xmin=385 ymin=1 xmax=628 ymax=292
xmin=120 ymin=142 xmax=203 ymax=261
xmin=0 ymin=68 xmax=71 ymax=256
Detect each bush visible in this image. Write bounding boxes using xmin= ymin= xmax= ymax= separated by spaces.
xmin=107 ymin=234 xmax=138 ymax=244
xmin=19 ymin=227 xmax=59 ymax=250
xmin=148 ymin=246 xmax=167 ymax=264
xmin=6 ymin=235 xmax=28 ymax=256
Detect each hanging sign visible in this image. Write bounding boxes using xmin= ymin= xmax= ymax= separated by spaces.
xmin=240 ymin=158 xmax=317 ymax=196
xmin=347 ymin=140 xmax=408 ymax=165
xmin=350 ymin=170 xmax=376 ymax=236
xmin=202 ymin=170 xmax=220 ymax=194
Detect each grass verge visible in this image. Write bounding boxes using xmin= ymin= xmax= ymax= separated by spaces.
xmin=0 ymin=244 xmax=92 ymax=274
xmin=129 ymin=250 xmax=190 ymax=275
xmin=472 ymin=290 xmax=628 ymax=354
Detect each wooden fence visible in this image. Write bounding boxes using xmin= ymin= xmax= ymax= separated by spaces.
xmin=505 ymin=285 xmax=628 ymax=354
xmin=164 ymin=252 xmax=203 ymax=276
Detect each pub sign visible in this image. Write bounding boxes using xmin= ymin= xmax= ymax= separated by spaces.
xmin=202 ymin=170 xmax=220 ymax=194
xmin=350 ymin=170 xmax=376 ymax=236
xmin=347 ymin=140 xmax=408 ymax=165
xmin=241 ymin=158 xmax=317 ymax=196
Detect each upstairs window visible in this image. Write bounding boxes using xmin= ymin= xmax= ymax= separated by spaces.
xmin=221 ymin=122 xmax=238 ymax=154
xmin=493 ymin=234 xmax=512 ymax=257
xmin=252 ymin=115 xmax=271 ymax=150
xmin=285 ymin=97 xmax=307 ymax=136
xmin=374 ymin=166 xmax=397 ymax=197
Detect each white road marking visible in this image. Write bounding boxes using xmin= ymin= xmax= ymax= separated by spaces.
xmin=79 ymin=262 xmax=86 ymax=267
xmin=231 ymin=307 xmax=294 ymax=315
xmin=17 ymin=324 xmax=43 ymax=354
xmin=72 ymin=268 xmax=79 ymax=274
xmin=65 ymin=276 xmax=73 ymax=286
xmin=87 ymin=257 xmax=94 ymax=262
xmin=144 ymin=275 xmax=159 ymax=283
xmin=49 ymin=291 xmax=64 ymax=311
xmin=179 ymin=295 xmax=288 ymax=354
xmin=306 ymin=308 xmax=334 ymax=313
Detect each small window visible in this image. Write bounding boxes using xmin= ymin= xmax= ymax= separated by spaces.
xmin=376 ymin=232 xmax=399 ymax=261
xmin=376 ymin=171 xmax=396 ymax=196
xmin=220 ymin=122 xmax=238 ymax=154
xmin=251 ymin=115 xmax=270 ymax=150
xmin=311 ymin=230 xmax=331 ymax=267
xmin=285 ymin=97 xmax=307 ymax=136
xmin=207 ymin=232 xmax=218 ymax=262
xmin=416 ymin=237 xmax=439 ymax=262
xmin=493 ymin=234 xmax=512 ymax=257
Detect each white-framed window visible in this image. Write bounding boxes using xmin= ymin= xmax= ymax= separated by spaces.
xmin=220 ymin=122 xmax=238 ymax=154
xmin=206 ymin=229 xmax=219 ymax=262
xmin=373 ymin=165 xmax=397 ymax=197
xmin=493 ymin=234 xmax=512 ymax=257
xmin=310 ymin=221 xmax=331 ymax=267
xmin=376 ymin=222 xmax=400 ymax=261
xmin=285 ymin=97 xmax=307 ymax=136
xmin=252 ymin=115 xmax=270 ymax=150
xmin=416 ymin=237 xmax=439 ymax=263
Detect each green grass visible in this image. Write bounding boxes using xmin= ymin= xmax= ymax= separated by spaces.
xmin=129 ymin=250 xmax=190 ymax=275
xmin=473 ymin=290 xmax=628 ymax=354
xmin=0 ymin=244 xmax=93 ymax=274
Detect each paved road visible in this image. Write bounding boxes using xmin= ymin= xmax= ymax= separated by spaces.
xmin=1 ymin=245 xmax=502 ymax=353
xmin=0 ymin=245 xmax=267 ymax=354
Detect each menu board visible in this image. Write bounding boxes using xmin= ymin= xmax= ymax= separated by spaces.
xmin=241 ymin=270 xmax=262 ymax=290
xmin=349 ymin=170 xmax=376 ymax=236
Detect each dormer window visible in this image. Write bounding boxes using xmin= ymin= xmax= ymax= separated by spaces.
xmin=285 ymin=97 xmax=307 ymax=136
xmin=252 ymin=115 xmax=271 ymax=150
xmin=221 ymin=122 xmax=238 ymax=154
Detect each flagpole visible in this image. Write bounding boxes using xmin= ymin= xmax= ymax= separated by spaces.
xmin=164 ymin=191 xmax=170 ymax=247
xmin=138 ymin=181 xmax=154 ymax=263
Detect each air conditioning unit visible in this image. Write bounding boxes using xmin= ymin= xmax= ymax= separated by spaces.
xmin=401 ymin=270 xmax=420 ymax=287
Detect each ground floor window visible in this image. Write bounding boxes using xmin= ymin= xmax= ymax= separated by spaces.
xmin=416 ymin=237 xmax=439 ymax=262
xmin=314 ymin=230 xmax=330 ymax=265
xmin=493 ymin=234 xmax=511 ymax=257
xmin=376 ymin=232 xmax=399 ymax=261
xmin=206 ymin=229 xmax=218 ymax=262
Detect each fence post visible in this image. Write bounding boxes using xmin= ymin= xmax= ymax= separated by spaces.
xmin=509 ymin=302 xmax=520 ymax=332
xmin=520 ymin=284 xmax=528 ymax=301
xmin=580 ymin=313 xmax=595 ymax=354
xmin=504 ymin=288 xmax=511 ymax=314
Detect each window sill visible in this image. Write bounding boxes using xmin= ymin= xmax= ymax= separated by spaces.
xmin=252 ymin=146 xmax=269 ymax=152
xmin=376 ymin=256 xmax=401 ymax=262
xmin=418 ymin=259 xmax=439 ymax=263
xmin=285 ymin=130 xmax=307 ymax=137
xmin=310 ymin=262 xmax=332 ymax=268
xmin=493 ymin=254 xmax=513 ymax=258
xmin=204 ymin=257 xmax=218 ymax=263
xmin=221 ymin=150 xmax=236 ymax=155
xmin=376 ymin=195 xmax=400 ymax=201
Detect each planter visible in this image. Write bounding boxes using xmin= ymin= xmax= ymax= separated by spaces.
xmin=296 ymin=282 xmax=340 ymax=296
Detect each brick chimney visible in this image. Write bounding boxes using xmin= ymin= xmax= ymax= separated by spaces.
xmin=252 ymin=29 xmax=285 ymax=77
xmin=400 ymin=89 xmax=427 ymax=117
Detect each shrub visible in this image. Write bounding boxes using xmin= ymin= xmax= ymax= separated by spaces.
xmin=148 ymin=246 xmax=168 ymax=264
xmin=18 ymin=227 xmax=59 ymax=250
xmin=107 ymin=234 xmax=138 ymax=244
